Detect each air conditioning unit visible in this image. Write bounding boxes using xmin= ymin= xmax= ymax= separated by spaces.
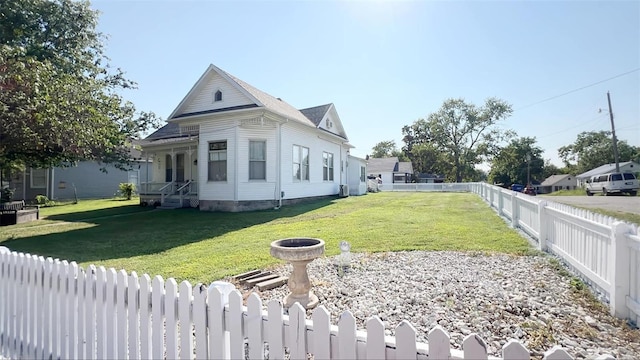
xmin=339 ymin=184 xmax=349 ymax=197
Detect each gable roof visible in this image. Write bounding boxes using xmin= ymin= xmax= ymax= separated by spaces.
xmin=540 ymin=174 xmax=573 ymax=186
xmin=300 ymin=104 xmax=333 ymax=126
xmin=577 ymin=161 xmax=640 ymax=179
xmin=168 ymin=64 xmax=316 ymax=128
xmin=397 ymin=162 xmax=414 ymax=174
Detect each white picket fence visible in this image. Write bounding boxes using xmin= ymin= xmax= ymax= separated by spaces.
xmin=0 ymin=248 xmax=601 ymax=360
xmin=469 ymin=182 xmax=640 ymax=325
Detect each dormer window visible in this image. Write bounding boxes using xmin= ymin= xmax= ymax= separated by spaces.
xmin=214 ymin=90 xmax=223 ymax=102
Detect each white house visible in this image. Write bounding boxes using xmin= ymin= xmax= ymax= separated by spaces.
xmin=138 ymin=64 xmax=366 ymax=211
xmin=537 ymin=174 xmax=577 ymax=194
xmin=366 ymin=157 xmax=414 ymax=186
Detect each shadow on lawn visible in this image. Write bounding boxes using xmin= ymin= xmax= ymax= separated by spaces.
xmin=1 ymin=198 xmax=336 ymax=264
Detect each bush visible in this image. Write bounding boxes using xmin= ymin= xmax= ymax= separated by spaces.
xmin=35 ymin=194 xmax=52 ymax=206
xmin=118 ymin=183 xmax=136 ymax=200
xmin=1 ymin=187 xmax=15 ymax=203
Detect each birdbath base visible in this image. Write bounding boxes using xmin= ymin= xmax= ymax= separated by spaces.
xmin=270 ymin=238 xmax=325 ymax=310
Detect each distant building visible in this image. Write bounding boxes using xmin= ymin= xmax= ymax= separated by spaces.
xmin=537 ymin=174 xmax=577 ymax=194
xmin=576 ymin=161 xmax=640 ymax=187
xmin=366 ymin=157 xmax=413 ymax=185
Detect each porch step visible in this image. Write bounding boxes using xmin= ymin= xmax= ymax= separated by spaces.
xmin=257 ymin=277 xmax=288 ymax=291
xmin=159 ymin=197 xmax=183 ymax=209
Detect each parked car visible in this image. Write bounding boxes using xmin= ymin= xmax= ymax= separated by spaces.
xmin=510 ymin=184 xmax=524 ymax=192
xmin=585 ymin=172 xmax=638 ymax=196
xmin=523 ymin=185 xmax=536 ymax=196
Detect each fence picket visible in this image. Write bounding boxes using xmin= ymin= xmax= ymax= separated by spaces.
xmin=428 ymin=325 xmax=450 ymax=359
xmin=0 ymin=251 xmax=7 ymax=358
xmin=68 ymin=262 xmax=79 ymax=360
xmin=228 ymin=290 xmax=244 ymax=360
xmin=95 ymin=266 xmax=107 ymax=359
xmin=543 ymin=345 xmax=572 ymax=359
xmin=16 ymin=254 xmax=25 ymax=359
xmin=86 ymin=265 xmax=97 ymax=360
xmin=51 ymin=260 xmax=62 ymax=360
xmin=247 ymin=293 xmax=263 ymax=360
xmin=26 ymin=255 xmax=36 ymax=359
xmin=128 ymin=272 xmax=140 ymax=360
xmin=395 ymin=320 xmax=417 ymax=359
xmin=117 ymin=269 xmax=129 ymax=360
xmin=106 ymin=268 xmax=118 ymax=359
xmin=179 ymin=281 xmax=193 ymax=360
xmin=365 ymin=316 xmax=385 ymax=359
xmin=502 ymin=339 xmax=529 ymax=359
xmin=193 ymin=284 xmax=208 ymax=360
xmin=76 ymin=267 xmax=86 ymax=360
xmin=42 ymin=258 xmax=54 ymax=360
xmin=463 ymin=334 xmax=488 ymax=360
xmin=288 ymin=303 xmax=307 ymax=359
xmin=208 ymin=286 xmax=226 ymax=360
xmin=312 ymin=306 xmax=331 ymax=359
xmin=151 ymin=275 xmax=165 ymax=360
xmin=338 ymin=311 xmax=357 ymax=359
xmin=139 ymin=274 xmax=152 ymax=360
xmin=267 ymin=300 xmax=284 ymax=360
xmin=166 ymin=278 xmax=179 ymax=360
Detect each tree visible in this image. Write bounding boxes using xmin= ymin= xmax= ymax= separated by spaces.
xmin=402 ymin=98 xmax=513 ymax=182
xmin=558 ymin=131 xmax=639 ymax=174
xmin=488 ymin=137 xmax=543 ymax=186
xmin=370 ymin=140 xmax=409 ymax=161
xmin=0 ymin=0 xmax=160 ymax=174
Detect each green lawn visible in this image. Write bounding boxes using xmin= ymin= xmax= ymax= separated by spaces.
xmin=0 ymin=193 xmax=532 ymax=284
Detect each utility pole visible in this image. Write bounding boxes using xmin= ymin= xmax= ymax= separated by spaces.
xmin=607 ymin=91 xmax=620 ymax=173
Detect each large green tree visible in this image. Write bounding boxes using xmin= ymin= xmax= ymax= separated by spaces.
xmin=402 ymin=98 xmax=513 ymax=182
xmin=558 ymin=131 xmax=640 ymax=174
xmin=370 ymin=140 xmax=408 ymax=161
xmin=0 ymin=0 xmax=159 ymax=173
xmin=488 ymin=137 xmax=544 ymax=186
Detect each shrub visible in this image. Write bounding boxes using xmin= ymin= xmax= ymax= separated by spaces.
xmin=35 ymin=195 xmax=51 ymax=206
xmin=1 ymin=187 xmax=15 ymax=203
xmin=118 ymin=183 xmax=136 ymax=200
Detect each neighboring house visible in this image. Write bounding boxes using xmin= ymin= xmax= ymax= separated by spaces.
xmin=576 ymin=161 xmax=640 ymax=187
xmin=10 ymin=162 xmax=150 ymax=202
xmin=537 ymin=174 xmax=577 ymax=194
xmin=347 ymin=155 xmax=368 ymax=196
xmin=138 ymin=64 xmax=363 ymax=212
xmin=416 ymin=173 xmax=446 ymax=183
xmin=366 ymin=157 xmax=414 ymax=185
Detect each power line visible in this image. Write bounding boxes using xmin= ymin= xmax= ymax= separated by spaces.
xmin=515 ymin=68 xmax=640 ymax=111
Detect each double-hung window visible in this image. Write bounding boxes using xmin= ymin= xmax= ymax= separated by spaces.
xmin=30 ymin=168 xmax=46 ymax=188
xmin=323 ymin=152 xmax=334 ymax=181
xmin=293 ymin=145 xmax=309 ymax=182
xmin=249 ymin=140 xmax=266 ymax=180
xmin=208 ymin=141 xmax=227 ymax=181
xmin=360 ymin=166 xmax=366 ymax=182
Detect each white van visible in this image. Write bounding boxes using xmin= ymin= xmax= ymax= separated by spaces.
xmin=585 ymin=172 xmax=638 ymax=196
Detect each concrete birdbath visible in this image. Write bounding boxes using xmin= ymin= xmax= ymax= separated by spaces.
xmin=270 ymin=237 xmax=325 ymax=309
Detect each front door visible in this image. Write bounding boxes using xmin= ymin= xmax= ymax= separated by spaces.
xmin=176 ymin=154 xmax=185 ymax=183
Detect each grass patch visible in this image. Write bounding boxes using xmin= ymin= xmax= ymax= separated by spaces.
xmin=0 ymin=192 xmax=531 ymax=284
xmin=545 ymin=189 xmax=587 ymax=196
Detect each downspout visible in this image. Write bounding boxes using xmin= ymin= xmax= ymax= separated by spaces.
xmin=50 ymin=168 xmax=55 ymax=200
xmin=22 ymin=169 xmax=26 ymax=201
xmin=274 ymin=118 xmax=288 ymax=209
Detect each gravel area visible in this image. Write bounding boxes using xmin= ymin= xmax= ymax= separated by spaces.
xmin=237 ymin=251 xmax=640 ymax=359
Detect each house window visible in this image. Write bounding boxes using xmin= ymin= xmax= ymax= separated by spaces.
xmin=360 ymin=166 xmax=366 ymax=182
xmin=293 ymin=145 xmax=309 ymax=182
xmin=208 ymin=141 xmax=227 ymax=181
xmin=249 ymin=140 xmax=266 ymax=180
xmin=214 ymin=90 xmax=223 ymax=102
xmin=165 ymin=154 xmax=173 ymax=182
xmin=30 ymin=168 xmax=46 ymax=188
xmin=323 ymin=152 xmax=334 ymax=181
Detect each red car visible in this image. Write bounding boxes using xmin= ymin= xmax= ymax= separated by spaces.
xmin=523 ymin=185 xmax=536 ymax=196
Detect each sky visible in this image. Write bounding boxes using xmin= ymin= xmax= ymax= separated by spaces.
xmin=92 ymin=0 xmax=639 ymax=168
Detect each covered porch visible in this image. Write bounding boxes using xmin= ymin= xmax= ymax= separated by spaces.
xmin=139 ymin=137 xmax=199 ymax=208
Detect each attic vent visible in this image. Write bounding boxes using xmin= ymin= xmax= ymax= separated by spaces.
xmin=325 ymin=119 xmax=333 ymax=128
xmin=214 ymin=90 xmax=223 ymax=102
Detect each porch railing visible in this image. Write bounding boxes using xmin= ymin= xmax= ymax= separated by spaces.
xmin=159 ymin=182 xmax=174 ymax=205
xmin=138 ymin=182 xmax=170 ymax=195
xmin=176 ymin=181 xmax=198 ymax=204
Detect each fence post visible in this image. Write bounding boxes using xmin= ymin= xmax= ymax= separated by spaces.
xmin=609 ymin=221 xmax=631 ymax=319
xmin=498 ymin=190 xmax=504 ymax=216
xmin=511 ymin=193 xmax=518 ymax=228
xmin=537 ymin=201 xmax=547 ymax=251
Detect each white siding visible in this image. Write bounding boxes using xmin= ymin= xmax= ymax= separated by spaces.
xmin=347 ymin=156 xmax=367 ymax=196
xmin=237 ymin=127 xmax=278 ymax=201
xmin=280 ymin=123 xmax=347 ymax=200
xmin=179 ymin=73 xmax=254 ymax=116
xmin=198 ymin=120 xmax=237 ymax=201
